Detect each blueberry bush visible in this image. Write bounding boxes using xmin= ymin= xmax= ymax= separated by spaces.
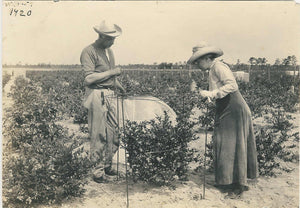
xmin=122 ymin=112 xmax=196 ymax=185
xmin=3 ymin=76 xmax=94 ymax=207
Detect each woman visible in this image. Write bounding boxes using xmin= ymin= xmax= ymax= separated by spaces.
xmin=187 ymin=42 xmax=258 ymax=197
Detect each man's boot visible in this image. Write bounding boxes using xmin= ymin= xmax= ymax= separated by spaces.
xmin=104 ymin=166 xmax=118 ymax=176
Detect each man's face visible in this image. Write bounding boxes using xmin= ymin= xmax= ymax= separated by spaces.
xmin=99 ymin=34 xmax=116 ymax=48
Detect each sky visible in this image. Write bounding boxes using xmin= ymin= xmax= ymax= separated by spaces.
xmin=2 ymin=1 xmax=300 ymax=65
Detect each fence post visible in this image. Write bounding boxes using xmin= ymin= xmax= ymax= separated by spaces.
xmin=248 ymin=65 xmax=251 ymax=81
xmin=293 ymin=65 xmax=297 ymax=83
xmin=267 ymin=66 xmax=270 ymax=81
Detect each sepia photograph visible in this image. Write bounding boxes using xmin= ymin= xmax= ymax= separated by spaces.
xmin=2 ymin=1 xmax=300 ymax=207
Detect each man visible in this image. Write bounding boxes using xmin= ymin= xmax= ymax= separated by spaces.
xmin=80 ymin=20 xmax=125 ymax=183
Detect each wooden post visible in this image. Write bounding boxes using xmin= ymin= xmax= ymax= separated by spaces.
xmin=267 ymin=66 xmax=270 ymax=81
xmin=248 ymin=65 xmax=251 ymax=81
xmin=294 ymin=65 xmax=296 ymax=77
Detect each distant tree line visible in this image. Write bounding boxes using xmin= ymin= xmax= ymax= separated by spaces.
xmin=246 ymin=55 xmax=297 ymax=66
xmin=2 ymin=55 xmax=298 ymax=70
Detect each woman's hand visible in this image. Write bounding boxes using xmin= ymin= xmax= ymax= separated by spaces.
xmin=190 ymin=80 xmax=198 ymax=92
xmin=199 ymin=90 xmax=213 ymax=103
xmin=199 ymin=90 xmax=211 ymax=98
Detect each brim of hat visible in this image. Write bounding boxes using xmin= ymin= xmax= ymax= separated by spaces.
xmin=93 ymin=24 xmax=122 ymax=37
xmin=187 ymin=46 xmax=223 ymax=64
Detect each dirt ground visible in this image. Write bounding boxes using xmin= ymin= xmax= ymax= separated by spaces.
xmin=39 ymin=161 xmax=298 ymax=208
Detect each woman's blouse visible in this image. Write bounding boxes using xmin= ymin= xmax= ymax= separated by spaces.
xmin=208 ymin=60 xmax=238 ymax=99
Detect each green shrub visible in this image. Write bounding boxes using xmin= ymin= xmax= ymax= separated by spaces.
xmin=3 ymin=76 xmax=93 ymax=207
xmin=122 ymin=112 xmax=195 ymax=186
xmin=3 ymin=121 xmax=93 ymax=207
xmin=238 ymin=74 xmax=300 ymax=116
xmin=26 ymin=70 xmax=87 ymax=123
xmin=255 ymin=127 xmax=283 ymax=176
xmin=255 ymin=109 xmax=296 ymax=176
xmin=192 ymin=140 xmax=214 ymax=173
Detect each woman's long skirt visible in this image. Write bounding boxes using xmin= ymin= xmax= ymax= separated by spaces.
xmin=214 ymin=91 xmax=258 ymax=185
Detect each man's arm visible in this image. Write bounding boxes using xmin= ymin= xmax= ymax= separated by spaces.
xmin=84 ymin=68 xmax=122 ymax=86
xmin=80 ymin=47 xmax=122 ymax=86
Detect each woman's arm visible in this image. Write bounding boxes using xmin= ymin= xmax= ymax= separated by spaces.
xmin=210 ymin=62 xmax=238 ymax=99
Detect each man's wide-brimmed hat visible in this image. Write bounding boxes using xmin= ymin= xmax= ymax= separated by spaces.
xmin=187 ymin=41 xmax=223 ymax=64
xmin=93 ymin=20 xmax=122 ymax=37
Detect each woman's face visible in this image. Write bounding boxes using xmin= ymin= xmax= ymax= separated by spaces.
xmin=194 ymin=57 xmax=211 ymax=70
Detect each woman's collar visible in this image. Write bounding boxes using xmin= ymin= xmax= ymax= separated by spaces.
xmin=209 ymin=60 xmax=217 ymax=69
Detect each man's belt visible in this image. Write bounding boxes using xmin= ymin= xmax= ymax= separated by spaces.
xmin=88 ymin=84 xmax=114 ymax=90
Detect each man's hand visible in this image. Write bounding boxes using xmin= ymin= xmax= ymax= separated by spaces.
xmin=113 ymin=67 xmax=123 ymax=76
xmin=120 ymin=86 xmax=126 ymax=94
xmin=114 ymin=78 xmax=126 ymax=95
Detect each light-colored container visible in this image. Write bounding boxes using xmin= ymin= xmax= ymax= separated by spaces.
xmin=285 ymin=71 xmax=299 ymax=76
xmin=233 ymin=71 xmax=249 ymax=82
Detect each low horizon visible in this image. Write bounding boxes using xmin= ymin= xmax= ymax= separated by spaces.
xmin=2 ymin=55 xmax=298 ymax=67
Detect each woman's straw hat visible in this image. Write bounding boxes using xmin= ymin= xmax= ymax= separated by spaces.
xmin=187 ymin=41 xmax=223 ymax=64
xmin=93 ymin=20 xmax=122 ymax=37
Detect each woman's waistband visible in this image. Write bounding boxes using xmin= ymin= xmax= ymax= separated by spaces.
xmin=215 ymin=90 xmax=241 ymax=110
xmin=216 ymin=90 xmax=239 ymax=101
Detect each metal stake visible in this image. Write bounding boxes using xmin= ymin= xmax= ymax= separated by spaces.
xmin=116 ymin=95 xmax=120 ymax=180
xmin=113 ymin=77 xmax=120 ymax=181
xmin=121 ymin=95 xmax=129 ymax=208
xmin=203 ymin=105 xmax=209 ymax=199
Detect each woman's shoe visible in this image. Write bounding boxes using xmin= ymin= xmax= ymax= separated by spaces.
xmin=224 ymin=191 xmax=240 ymax=199
xmin=233 ymin=184 xmax=249 ymax=195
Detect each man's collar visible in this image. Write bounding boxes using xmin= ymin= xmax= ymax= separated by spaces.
xmin=93 ymin=39 xmax=104 ymax=49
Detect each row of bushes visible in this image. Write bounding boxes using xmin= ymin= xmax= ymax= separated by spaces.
xmin=25 ymin=69 xmax=299 ymax=125
xmin=3 ymin=76 xmax=94 ymax=207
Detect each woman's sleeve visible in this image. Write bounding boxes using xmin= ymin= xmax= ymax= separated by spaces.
xmin=211 ymin=62 xmax=238 ymax=99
